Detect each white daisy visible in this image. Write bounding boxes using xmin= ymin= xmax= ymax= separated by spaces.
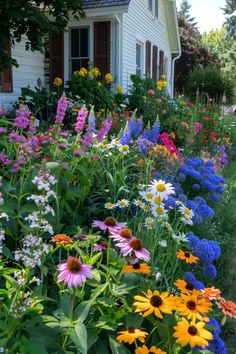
xmin=116 ymin=199 xmax=129 ymax=208
xmin=151 ymin=205 xmax=168 ymax=219
xmin=155 ymin=272 xmax=162 ymax=281
xmin=172 ymin=232 xmax=188 ymax=243
xmin=110 ymin=139 xmax=120 ymax=148
xmin=133 ymin=199 xmax=144 ymax=208
xmin=139 ymin=190 xmax=154 ymax=202
xmin=178 ymin=204 xmax=194 ymax=225
xmin=144 ymin=217 xmax=155 ymax=229
xmin=104 ymin=202 xmax=116 ymax=210
xmin=147 ymin=179 xmax=175 ymax=200
xmin=118 ymin=144 xmax=129 ymax=154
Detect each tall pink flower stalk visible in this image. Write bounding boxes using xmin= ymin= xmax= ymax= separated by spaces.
xmin=14 ymin=104 xmax=31 ymax=129
xmin=97 ymin=115 xmax=113 ymax=142
xmin=55 ymin=93 xmax=69 ymax=124
xmin=75 ymin=106 xmax=88 ymax=132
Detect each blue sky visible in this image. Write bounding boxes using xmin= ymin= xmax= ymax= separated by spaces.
xmin=176 ymin=0 xmax=226 ymax=33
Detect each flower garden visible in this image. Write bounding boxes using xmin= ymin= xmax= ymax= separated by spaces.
xmin=0 ymin=70 xmax=236 ymax=354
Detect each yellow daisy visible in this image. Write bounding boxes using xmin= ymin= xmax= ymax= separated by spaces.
xmin=116 ymin=328 xmax=148 ymax=344
xmin=123 ymin=263 xmax=151 ymax=274
xmin=177 ymin=293 xmax=211 ymax=321
xmin=135 ymin=345 xmax=167 ymax=354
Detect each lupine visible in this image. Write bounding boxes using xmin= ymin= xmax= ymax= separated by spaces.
xmin=87 ymin=106 xmax=96 ymax=132
xmin=13 ymin=104 xmax=31 ymax=129
xmin=97 ymin=115 xmax=113 ymax=142
xmin=55 ymin=94 xmax=69 ymax=124
xmin=75 ymin=106 xmax=88 ymax=132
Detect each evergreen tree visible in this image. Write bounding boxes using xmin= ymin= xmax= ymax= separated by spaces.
xmin=0 ymin=0 xmax=85 ymax=70
xmin=223 ymin=0 xmax=236 ymax=39
xmin=178 ymin=0 xmax=196 ymax=23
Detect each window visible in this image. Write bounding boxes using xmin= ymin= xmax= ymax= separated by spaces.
xmin=69 ymin=27 xmax=89 ymax=75
xmin=159 ymin=50 xmax=164 ymax=79
xmin=148 ymin=0 xmax=153 ymax=11
xmin=136 ymin=42 xmax=142 ymax=77
xmin=164 ymin=56 xmax=168 ymax=79
xmin=145 ymin=41 xmax=151 ymax=78
xmin=0 ymin=40 xmax=13 ymax=93
xmin=155 ymin=0 xmax=159 ymax=17
xmin=152 ymin=45 xmax=158 ymax=81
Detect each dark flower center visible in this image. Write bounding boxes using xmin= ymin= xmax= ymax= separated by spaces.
xmin=186 ymin=282 xmax=194 ymax=291
xmin=132 ymin=263 xmax=141 ymax=270
xmin=67 ymin=257 xmax=81 ymax=273
xmin=104 ymin=216 xmax=117 ymax=226
xmin=150 ymin=295 xmax=163 ymax=307
xmin=100 ymin=241 xmax=108 ymax=248
xmin=149 ymin=352 xmax=155 ymax=354
xmin=185 ymin=252 xmax=191 ymax=258
xmin=188 ymin=325 xmax=198 ymax=335
xmin=129 ymin=238 xmax=143 ymax=251
xmin=128 ymin=327 xmax=135 ymax=333
xmin=187 ymin=300 xmax=197 ymax=310
xmin=120 ymin=228 xmax=132 ymax=239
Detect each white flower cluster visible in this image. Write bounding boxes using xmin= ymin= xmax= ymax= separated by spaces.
xmin=14 ymin=271 xmax=41 ymax=287
xmin=96 ymin=139 xmax=130 ymax=155
xmin=25 ymin=171 xmax=56 ymax=235
xmin=9 ymin=291 xmax=33 ymax=319
xmin=0 ymin=192 xmax=4 ymax=206
xmin=15 ymin=234 xmax=49 ymax=268
xmin=0 ymin=228 xmax=5 ymax=254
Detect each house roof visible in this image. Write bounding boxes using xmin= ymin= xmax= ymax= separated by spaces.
xmin=83 ymin=0 xmax=130 ymax=9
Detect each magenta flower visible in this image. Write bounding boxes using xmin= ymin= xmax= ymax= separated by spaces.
xmin=92 ymin=216 xmax=127 ymax=233
xmin=75 ymin=106 xmax=88 ymax=132
xmin=110 ymin=228 xmax=135 ymax=243
xmin=14 ymin=104 xmax=31 ymax=129
xmin=0 ymin=128 xmax=6 ymax=133
xmin=57 ymin=256 xmax=92 ymax=288
xmin=116 ymin=238 xmax=150 ymax=262
xmin=96 ymin=116 xmax=113 ymax=142
xmin=55 ymin=94 xmax=69 ymax=124
xmin=94 ymin=241 xmax=108 ymax=252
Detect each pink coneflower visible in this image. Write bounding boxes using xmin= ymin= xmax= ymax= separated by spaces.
xmin=92 ymin=216 xmax=127 ymax=233
xmin=57 ymin=256 xmax=92 ymax=288
xmin=94 ymin=241 xmax=108 ymax=252
xmin=110 ymin=228 xmax=135 ymax=243
xmin=116 ymin=238 xmax=150 ymax=262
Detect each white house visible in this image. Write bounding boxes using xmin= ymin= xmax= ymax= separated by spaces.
xmin=0 ymin=0 xmax=181 ymax=109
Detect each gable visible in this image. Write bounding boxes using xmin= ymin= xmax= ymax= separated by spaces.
xmin=83 ymin=0 xmax=130 ymax=8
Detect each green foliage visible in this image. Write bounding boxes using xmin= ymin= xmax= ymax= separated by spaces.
xmin=0 ymin=0 xmax=85 ymax=70
xmin=186 ymin=67 xmax=235 ymax=102
xmin=178 ymin=0 xmax=196 ymax=24
xmin=223 ymin=0 xmax=236 ymax=39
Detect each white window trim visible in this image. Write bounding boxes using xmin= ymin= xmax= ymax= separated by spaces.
xmin=136 ymin=40 xmax=144 ymax=78
xmin=154 ymin=0 xmax=159 ymax=18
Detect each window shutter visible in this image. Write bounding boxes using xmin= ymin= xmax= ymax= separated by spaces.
xmin=152 ymin=45 xmax=158 ymax=81
xmin=159 ymin=50 xmax=164 ymax=78
xmin=0 ymin=41 xmax=13 ymax=93
xmin=49 ymin=32 xmax=64 ymax=87
xmin=94 ymin=22 xmax=111 ymax=78
xmin=145 ymin=41 xmax=151 ymax=78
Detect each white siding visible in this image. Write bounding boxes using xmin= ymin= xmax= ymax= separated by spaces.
xmin=122 ymin=0 xmax=173 ymax=93
xmin=0 ymin=38 xmax=44 ymax=110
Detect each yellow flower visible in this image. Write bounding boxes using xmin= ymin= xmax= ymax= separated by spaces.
xmin=133 ymin=289 xmax=176 ymax=319
xmin=123 ymin=263 xmax=151 ymax=274
xmin=78 ymin=67 xmax=88 ymax=77
xmin=117 ymin=85 xmax=123 ymax=93
xmin=53 ymin=77 xmax=63 ymax=87
xmin=161 ymin=74 xmax=166 ymax=80
xmin=177 ymin=293 xmax=211 ymax=321
xmin=105 ymin=73 xmax=113 ymax=83
xmin=98 ymin=82 xmax=102 ymax=87
xmin=116 ymin=328 xmax=148 ymax=344
xmin=173 ymin=317 xmax=213 ymax=348
xmin=135 ymin=345 xmax=167 ymax=354
xmin=176 ymin=249 xmax=199 ymax=264
xmin=175 ymin=279 xmax=201 ymax=296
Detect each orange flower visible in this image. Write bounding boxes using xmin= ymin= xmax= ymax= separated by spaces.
xmin=50 ymin=234 xmax=73 ymax=245
xmin=201 ymin=287 xmax=221 ymax=301
xmin=217 ymin=298 xmax=236 ymax=318
xmin=176 ymin=249 xmax=199 ymax=264
xmin=123 ymin=263 xmax=151 ymax=274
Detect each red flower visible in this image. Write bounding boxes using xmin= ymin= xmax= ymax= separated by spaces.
xmin=113 ymin=122 xmax=119 ymax=128
xmin=203 ymin=117 xmax=210 ymax=122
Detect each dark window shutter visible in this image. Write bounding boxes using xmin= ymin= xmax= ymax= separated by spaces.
xmin=159 ymin=50 xmax=164 ymax=78
xmin=49 ymin=32 xmax=64 ymax=87
xmin=145 ymin=41 xmax=151 ymax=78
xmin=94 ymin=22 xmax=110 ymax=78
xmin=0 ymin=41 xmax=13 ymax=93
xmin=152 ymin=45 xmax=158 ymax=81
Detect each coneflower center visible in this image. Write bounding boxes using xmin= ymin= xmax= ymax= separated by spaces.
xmin=186 ymin=282 xmax=194 ymax=291
xmin=104 ymin=216 xmax=117 ymax=226
xmin=188 ymin=325 xmax=198 ymax=335
xmin=150 ymin=295 xmax=163 ymax=307
xmin=67 ymin=257 xmax=81 ymax=272
xmin=133 ymin=263 xmax=141 ymax=270
xmin=120 ymin=228 xmax=132 ymax=239
xmin=187 ymin=300 xmax=197 ymax=310
xmin=128 ymin=327 xmax=135 ymax=333
xmin=129 ymin=238 xmax=143 ymax=251
xmin=100 ymin=241 xmax=108 ymax=248
xmin=185 ymin=252 xmax=191 ymax=258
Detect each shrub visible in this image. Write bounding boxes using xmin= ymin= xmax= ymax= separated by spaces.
xmin=186 ymin=67 xmax=235 ymax=103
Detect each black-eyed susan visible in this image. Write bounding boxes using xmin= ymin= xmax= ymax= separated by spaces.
xmin=133 ymin=289 xmax=176 ymax=319
xmin=116 ymin=328 xmax=148 ymax=344
xmin=135 ymin=345 xmax=167 ymax=354
xmin=175 ymin=279 xmax=201 ymax=295
xmin=176 ymin=249 xmax=199 ymax=264
xmin=123 ymin=263 xmax=151 ymax=274
xmin=173 ymin=317 xmax=213 ymax=348
xmin=177 ymin=293 xmax=211 ymax=321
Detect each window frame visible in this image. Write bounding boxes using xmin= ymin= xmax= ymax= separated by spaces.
xmin=136 ymin=41 xmax=143 ymax=78
xmin=155 ymin=0 xmax=159 ymax=18
xmin=69 ymin=26 xmax=90 ymax=75
xmin=148 ymin=0 xmax=153 ymax=12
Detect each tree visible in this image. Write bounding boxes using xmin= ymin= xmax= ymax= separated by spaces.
xmin=0 ymin=0 xmax=85 ymax=71
xmin=178 ymin=0 xmax=196 ymax=24
xmin=223 ymin=0 xmax=236 ymax=39
xmin=174 ymin=16 xmax=214 ymax=93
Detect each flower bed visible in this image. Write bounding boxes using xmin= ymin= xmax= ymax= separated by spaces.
xmin=0 ymin=95 xmax=235 ymax=353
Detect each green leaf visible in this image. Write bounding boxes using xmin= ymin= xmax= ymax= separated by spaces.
xmin=60 ymin=292 xmax=72 ymax=317
xmin=70 ymin=322 xmax=87 ymax=354
xmin=74 ymin=301 xmax=91 ymax=323
xmin=108 ymin=336 xmax=129 ymax=354
xmin=90 ymin=283 xmax=109 ymax=301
